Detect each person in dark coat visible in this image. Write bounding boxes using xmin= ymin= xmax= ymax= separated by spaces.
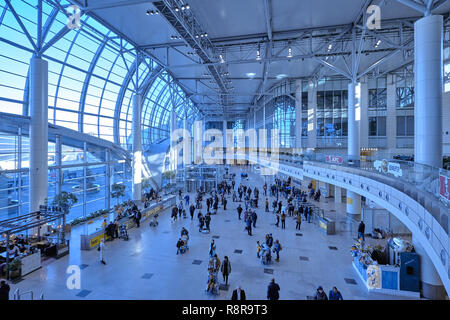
xmin=220 ymin=256 xmax=232 ymax=285
xmin=189 ymin=204 xmax=195 ymax=220
xmin=328 ymin=286 xmax=343 ymax=300
xmin=0 ymin=280 xmax=10 ymax=300
xmin=358 ymin=221 xmax=366 ymax=241
xmin=231 ymin=286 xmax=246 ymax=300
xmin=267 ymin=278 xmax=280 ymax=300
xmin=237 ymin=204 xmax=243 ymax=220
xmin=314 ymin=286 xmax=328 ymax=300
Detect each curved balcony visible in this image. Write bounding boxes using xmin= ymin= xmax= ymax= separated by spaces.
xmin=243 ymin=152 xmax=450 ymax=295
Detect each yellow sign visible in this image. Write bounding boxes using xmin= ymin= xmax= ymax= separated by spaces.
xmin=347 ymin=197 xmax=353 ymax=205
xmin=90 ymin=233 xmax=110 ymax=248
xmin=319 ymin=220 xmax=327 ymax=231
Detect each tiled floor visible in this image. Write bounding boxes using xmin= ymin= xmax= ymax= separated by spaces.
xmin=7 ymin=166 xmax=419 ymax=300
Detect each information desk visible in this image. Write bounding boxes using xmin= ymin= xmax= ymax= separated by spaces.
xmin=80 ymin=195 xmax=176 ymax=250
xmin=352 ymin=257 xmax=420 ymax=298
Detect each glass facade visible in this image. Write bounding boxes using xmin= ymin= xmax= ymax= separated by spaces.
xmin=0 ymin=0 xmax=198 ymax=221
xmin=316 ymin=78 xmax=348 ymax=138
xmin=272 ymin=95 xmax=295 ymax=148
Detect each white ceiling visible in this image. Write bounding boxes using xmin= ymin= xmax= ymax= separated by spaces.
xmin=73 ymin=0 xmax=450 ymax=117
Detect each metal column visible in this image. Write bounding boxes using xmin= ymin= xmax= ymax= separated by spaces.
xmin=414 ymin=14 xmax=443 ymax=168
xmin=132 ymin=93 xmax=142 ymax=201
xmin=29 ymin=56 xmax=48 ymax=213
xmin=347 ymin=81 xmax=361 ymax=216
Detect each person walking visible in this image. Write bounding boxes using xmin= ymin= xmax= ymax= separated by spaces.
xmin=245 ymin=217 xmax=252 ymax=236
xmin=265 ymin=198 xmax=269 ymax=212
xmin=256 ymin=241 xmax=261 ymax=258
xmin=223 ymin=197 xmax=227 ymax=210
xmin=358 ymin=221 xmax=366 ymax=241
xmin=267 ymin=278 xmax=280 ymax=300
xmin=237 ymin=204 xmax=243 ymax=220
xmin=275 ymin=213 xmax=280 ymax=227
xmin=176 ymin=238 xmax=184 ymax=255
xmin=99 ymin=239 xmax=106 ymax=265
xmin=314 ymin=286 xmax=328 ymax=300
xmin=281 ymin=212 xmax=286 ymax=229
xmin=251 ymin=211 xmax=257 ymax=228
xmin=209 ymin=239 xmax=216 ymax=257
xmin=273 ymin=240 xmax=282 ymax=262
xmin=231 ymin=286 xmax=246 ymax=300
xmin=220 ymin=256 xmax=232 ymax=285
xmin=296 ymin=213 xmax=302 ymax=230
xmin=0 ymin=280 xmax=10 ymax=300
xmin=328 ymin=286 xmax=343 ymax=300
xmin=134 ymin=209 xmax=141 ymax=228
xmin=189 ymin=204 xmax=195 ymax=220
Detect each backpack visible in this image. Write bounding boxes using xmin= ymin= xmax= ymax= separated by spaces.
xmin=278 ymin=244 xmax=282 ymax=251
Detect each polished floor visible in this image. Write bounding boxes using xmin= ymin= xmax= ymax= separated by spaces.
xmin=8 ymin=166 xmax=418 ymax=300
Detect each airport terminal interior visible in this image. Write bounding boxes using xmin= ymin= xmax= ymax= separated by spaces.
xmin=0 ymin=0 xmax=449 ymax=301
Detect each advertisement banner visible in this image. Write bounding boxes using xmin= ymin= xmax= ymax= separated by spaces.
xmin=374 ymin=159 xmax=403 ymax=177
xmin=439 ymin=169 xmax=450 ymax=204
xmin=325 ymin=155 xmax=343 ymax=165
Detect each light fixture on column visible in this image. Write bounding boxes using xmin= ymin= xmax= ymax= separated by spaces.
xmin=287 ymin=46 xmax=293 ymax=58
xmin=256 ymin=43 xmax=261 ymax=61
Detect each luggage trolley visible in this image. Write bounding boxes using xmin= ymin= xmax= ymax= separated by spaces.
xmin=119 ymin=224 xmax=129 ymax=240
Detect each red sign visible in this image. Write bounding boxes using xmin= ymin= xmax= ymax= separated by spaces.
xmin=325 ymin=155 xmax=343 ymax=165
xmin=439 ymin=170 xmax=450 ymax=204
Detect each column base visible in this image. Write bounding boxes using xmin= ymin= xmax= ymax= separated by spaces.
xmin=421 ymin=282 xmax=448 ymax=300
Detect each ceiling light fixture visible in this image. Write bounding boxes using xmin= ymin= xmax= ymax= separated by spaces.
xmin=375 ymin=39 xmax=381 ymax=48
xmin=328 ymin=44 xmax=332 ymax=51
xmin=146 ymin=10 xmax=158 ymax=15
xmin=219 ymin=54 xmax=225 ymax=63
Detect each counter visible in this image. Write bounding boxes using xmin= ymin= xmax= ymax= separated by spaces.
xmin=80 ymin=195 xmax=176 ymax=250
xmin=352 ymin=257 xmax=420 ymax=298
xmin=21 ymin=251 xmax=41 ymax=276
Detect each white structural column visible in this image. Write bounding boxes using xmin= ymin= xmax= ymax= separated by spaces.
xmin=359 ymin=77 xmax=369 ymax=149
xmin=347 ymin=81 xmax=361 ymax=215
xmin=132 ymin=93 xmax=142 ymax=201
xmin=386 ymin=74 xmax=397 ymax=155
xmin=414 ymin=14 xmax=443 ymax=168
xmin=170 ymin=109 xmax=178 ymax=170
xmin=334 ymin=186 xmax=342 ymax=204
xmin=263 ymin=105 xmax=266 ymax=130
xmin=295 ymin=79 xmax=302 ymax=149
xmin=29 ymin=56 xmax=48 ymax=212
xmin=307 ymin=80 xmax=317 ymax=149
xmin=412 ymin=235 xmax=446 ymax=299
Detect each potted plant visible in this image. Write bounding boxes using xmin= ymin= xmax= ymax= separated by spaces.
xmin=7 ymin=258 xmax=22 ymax=279
xmin=111 ymin=182 xmax=126 ymax=205
xmin=162 ymin=170 xmax=176 ymax=187
xmin=50 ymin=191 xmax=78 ymax=234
